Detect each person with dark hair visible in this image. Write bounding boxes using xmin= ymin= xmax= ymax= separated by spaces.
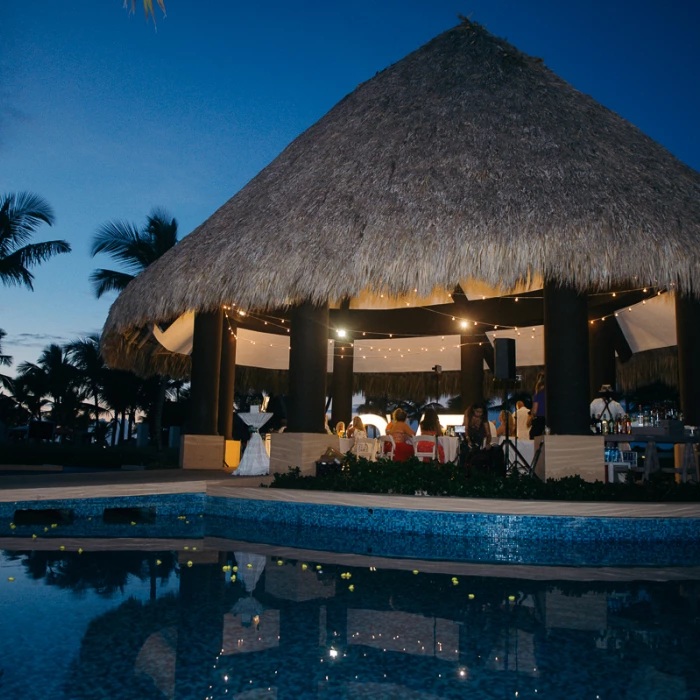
xmin=419 ymin=407 xmax=443 ymax=436
xmin=416 ymin=407 xmax=445 ymax=462
xmin=461 ymin=403 xmax=504 ymax=475
xmin=386 ymin=408 xmax=415 ymax=461
xmin=463 ymin=403 xmax=492 ymax=450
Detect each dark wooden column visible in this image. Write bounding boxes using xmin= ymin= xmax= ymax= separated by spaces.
xmin=217 ymin=316 xmax=237 ymax=439
xmin=460 ymin=336 xmax=484 ymax=409
xmin=588 ymin=316 xmax=617 ymax=400
xmin=288 ymin=301 xmax=329 ymax=433
xmin=174 ymin=562 xmax=225 ymax=699
xmin=331 ymin=339 xmax=353 ymax=426
xmin=189 ymin=308 xmax=223 ymax=435
xmin=543 ymin=280 xmax=590 ymax=435
xmin=675 ymin=292 xmax=700 ymax=425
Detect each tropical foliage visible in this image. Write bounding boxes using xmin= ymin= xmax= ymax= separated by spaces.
xmin=90 ymin=207 xmax=178 ymax=297
xmin=0 ymin=333 xmax=185 ymax=450
xmin=125 ymin=0 xmax=166 ymax=24
xmin=270 ymin=456 xmax=700 ymax=502
xmin=0 ymin=192 xmax=70 ymax=289
xmin=90 ymin=207 xmax=179 ymax=450
xmin=0 ymin=329 xmax=13 ymax=392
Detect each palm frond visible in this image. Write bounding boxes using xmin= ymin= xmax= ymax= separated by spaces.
xmin=0 ymin=253 xmax=34 ymax=289
xmin=0 ymin=373 xmax=14 ymax=392
xmin=0 ymin=328 xmax=11 ymax=366
xmin=90 ymin=220 xmax=153 ymax=274
xmin=90 ymin=269 xmax=135 ymax=299
xmin=16 ymin=240 xmax=71 ymax=266
xmin=0 ymin=192 xmax=55 ymax=251
xmin=124 ymin=0 xmax=166 ymax=23
xmin=145 ymin=208 xmax=178 ymax=256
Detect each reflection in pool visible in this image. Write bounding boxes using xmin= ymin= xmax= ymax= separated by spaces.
xmin=1 ymin=547 xmax=699 ymax=699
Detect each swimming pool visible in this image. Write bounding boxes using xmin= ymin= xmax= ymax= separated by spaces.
xmin=1 ymin=538 xmax=699 ymax=699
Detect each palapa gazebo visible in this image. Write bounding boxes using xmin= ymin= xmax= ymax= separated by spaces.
xmin=103 ymin=18 xmax=700 ymax=469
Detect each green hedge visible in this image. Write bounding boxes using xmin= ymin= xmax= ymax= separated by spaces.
xmin=269 ymin=454 xmax=700 ymax=502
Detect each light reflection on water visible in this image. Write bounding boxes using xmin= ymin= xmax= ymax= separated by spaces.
xmin=1 ymin=547 xmax=699 ymax=699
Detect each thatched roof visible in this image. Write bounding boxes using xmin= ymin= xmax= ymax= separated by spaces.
xmin=105 ymin=17 xmax=700 ymax=338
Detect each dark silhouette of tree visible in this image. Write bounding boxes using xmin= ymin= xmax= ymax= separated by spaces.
xmin=66 ymin=334 xmax=108 ymax=438
xmin=0 ymin=192 xmax=70 ymax=289
xmin=90 ymin=208 xmax=178 ymax=451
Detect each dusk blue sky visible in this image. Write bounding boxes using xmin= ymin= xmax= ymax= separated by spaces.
xmin=2 ymin=0 xmax=699 ymax=372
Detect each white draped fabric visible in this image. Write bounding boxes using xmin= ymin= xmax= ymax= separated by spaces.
xmin=234 ymin=552 xmax=267 ymax=592
xmin=235 ymin=412 xmax=273 ymax=476
xmin=152 ymin=293 xmax=677 ymax=371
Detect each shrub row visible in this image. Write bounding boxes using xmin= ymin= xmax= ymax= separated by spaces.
xmin=269 ymin=454 xmax=700 ymax=502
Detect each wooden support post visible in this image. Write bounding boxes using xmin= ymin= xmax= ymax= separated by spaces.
xmin=544 ymin=281 xmax=590 ymax=435
xmin=675 ymin=292 xmax=700 ymax=425
xmin=218 ymin=316 xmax=237 ymax=439
xmin=330 ymin=339 xmax=353 ymax=427
xmin=288 ymin=301 xmax=329 ymax=433
xmin=460 ymin=335 xmax=484 ymax=409
xmin=189 ymin=309 xmax=223 ymax=435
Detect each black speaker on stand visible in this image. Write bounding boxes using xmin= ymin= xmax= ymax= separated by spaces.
xmin=494 ymin=338 xmax=516 ymax=381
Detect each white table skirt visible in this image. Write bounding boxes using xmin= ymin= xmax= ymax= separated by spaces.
xmin=235 ymin=412 xmax=273 ymax=476
xmin=438 ymin=436 xmax=460 ymax=463
xmin=499 ymin=436 xmax=535 ymax=466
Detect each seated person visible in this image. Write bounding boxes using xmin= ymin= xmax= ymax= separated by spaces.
xmin=324 ymin=415 xmax=333 ymax=435
xmin=590 ymin=384 xmax=625 ymax=421
xmin=461 ymin=403 xmax=504 ymax=476
xmin=346 ymin=415 xmax=366 ymax=439
xmin=496 ymin=410 xmax=516 ymax=438
xmin=416 ymin=407 xmax=445 ymax=462
xmin=335 ymin=421 xmax=346 ymax=438
xmin=386 ymin=408 xmax=415 ymax=461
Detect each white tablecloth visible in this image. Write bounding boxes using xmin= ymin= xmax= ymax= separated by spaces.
xmin=438 ymin=436 xmax=460 ymax=463
xmin=339 ymin=437 xmax=354 ymax=453
xmin=235 ymin=412 xmax=273 ymax=476
xmin=499 ymin=436 xmax=535 ymax=467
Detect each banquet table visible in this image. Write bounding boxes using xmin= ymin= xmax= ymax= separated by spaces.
xmin=498 ymin=437 xmax=536 ymax=468
xmin=438 ymin=436 xmax=460 ymax=463
xmin=235 ymin=411 xmax=273 ymax=476
xmin=413 ymin=434 xmax=460 ymax=463
xmin=339 ymin=437 xmax=355 ymax=454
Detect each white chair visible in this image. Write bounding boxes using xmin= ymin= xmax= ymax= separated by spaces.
xmin=413 ymin=435 xmax=437 ymax=461
xmin=353 ymin=437 xmax=378 ymax=461
xmin=378 ymin=435 xmax=395 ymax=460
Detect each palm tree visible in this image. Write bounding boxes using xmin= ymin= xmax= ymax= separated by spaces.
xmin=0 ymin=329 xmax=13 ymax=392
xmin=18 ymin=344 xmax=84 ymax=432
xmin=90 ymin=207 xmax=178 ymax=297
xmin=66 ymin=334 xmax=107 ymax=439
xmin=101 ymin=369 xmax=142 ymax=446
xmin=0 ymin=192 xmax=71 ymax=289
xmin=9 ymin=373 xmax=49 ymax=421
xmin=90 ymin=208 xmax=178 ymax=452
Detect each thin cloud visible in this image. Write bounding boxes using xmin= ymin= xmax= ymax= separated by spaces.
xmin=6 ymin=332 xmax=70 ymax=348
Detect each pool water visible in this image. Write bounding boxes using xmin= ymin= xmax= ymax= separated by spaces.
xmin=1 ymin=545 xmax=699 ymax=699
